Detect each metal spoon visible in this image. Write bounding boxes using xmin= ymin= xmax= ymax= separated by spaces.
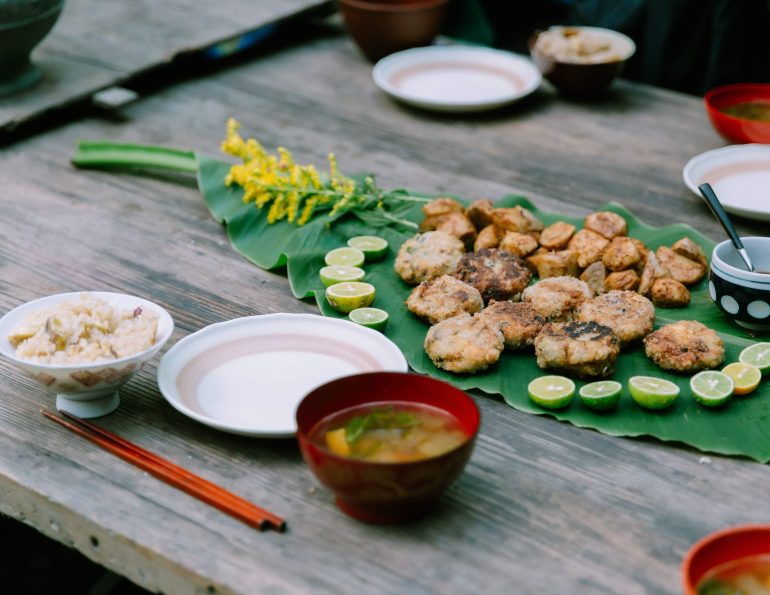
xmin=698 ymin=183 xmax=755 ymax=272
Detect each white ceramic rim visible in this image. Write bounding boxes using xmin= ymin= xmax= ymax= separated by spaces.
xmin=683 ymin=144 xmax=770 ymax=221
xmin=156 ymin=313 xmax=408 ymax=437
xmin=372 ymin=45 xmax=542 ymax=112
xmin=0 ymin=291 xmax=175 ymax=371
xmin=534 ymin=26 xmax=636 ymax=62
xmin=711 ymin=237 xmax=770 ymax=286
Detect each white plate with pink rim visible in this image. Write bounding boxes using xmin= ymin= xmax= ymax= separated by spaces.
xmin=156 ymin=313 xmax=408 ymax=437
xmin=373 ymin=45 xmax=542 ymax=113
xmin=683 ymin=144 xmax=770 ymax=222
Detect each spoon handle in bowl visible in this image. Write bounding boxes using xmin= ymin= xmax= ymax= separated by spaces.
xmin=698 ymin=183 xmax=755 ymax=272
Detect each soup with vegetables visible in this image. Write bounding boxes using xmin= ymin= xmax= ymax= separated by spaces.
xmin=720 ymin=101 xmax=770 ymax=122
xmin=697 ymin=555 xmax=770 ymax=595
xmin=310 ymin=402 xmax=468 ymax=463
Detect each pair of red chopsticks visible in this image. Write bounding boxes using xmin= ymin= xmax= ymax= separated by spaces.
xmin=41 ymin=409 xmax=286 ymax=532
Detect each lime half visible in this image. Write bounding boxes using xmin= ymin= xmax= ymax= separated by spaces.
xmin=739 ymin=342 xmax=770 ymax=376
xmin=628 ymin=376 xmax=680 ymax=410
xmin=528 ymin=376 xmax=575 ymax=410
xmin=349 ymin=307 xmax=389 ymax=331
xmin=319 ymin=265 xmax=365 ymax=287
xmin=347 ymin=236 xmax=389 ymax=261
xmin=326 ymin=282 xmax=375 ymax=313
xmin=690 ymin=371 xmax=734 ymax=407
xmin=722 ymin=362 xmax=761 ymax=396
xmin=324 ymin=247 xmax=365 ymax=268
xmin=579 ymin=380 xmax=622 ymax=411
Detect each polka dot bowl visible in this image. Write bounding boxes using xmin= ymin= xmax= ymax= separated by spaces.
xmin=710 ymin=237 xmax=770 ymax=333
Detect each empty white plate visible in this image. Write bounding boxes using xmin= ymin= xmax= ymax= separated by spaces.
xmin=157 ymin=314 xmax=407 ymax=437
xmin=683 ymin=144 xmax=770 ymax=222
xmin=373 ymin=46 xmax=541 ymax=113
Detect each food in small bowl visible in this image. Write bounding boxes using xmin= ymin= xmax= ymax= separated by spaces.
xmin=0 ymin=292 xmax=174 ymax=418
xmin=709 ymin=237 xmax=770 ymax=332
xmin=296 ymin=371 xmax=479 ymax=523
xmin=682 ymin=525 xmax=770 ymax=594
xmin=705 ymin=83 xmax=770 ymax=144
xmin=529 ymin=26 xmax=636 ymax=97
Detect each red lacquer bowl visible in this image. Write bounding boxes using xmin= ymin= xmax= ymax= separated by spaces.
xmin=705 ymin=83 xmax=770 ymax=144
xmin=682 ymin=525 xmax=770 ymax=594
xmin=296 ymin=371 xmax=479 ymax=524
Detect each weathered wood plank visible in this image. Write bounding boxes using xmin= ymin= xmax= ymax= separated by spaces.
xmin=0 ymin=28 xmax=766 ymax=595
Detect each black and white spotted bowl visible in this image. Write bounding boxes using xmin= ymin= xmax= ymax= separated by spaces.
xmin=710 ymin=237 xmax=770 ymax=333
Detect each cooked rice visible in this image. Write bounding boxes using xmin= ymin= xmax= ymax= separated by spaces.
xmin=9 ymin=295 xmax=158 ymax=364
xmin=534 ymin=27 xmax=622 ymax=64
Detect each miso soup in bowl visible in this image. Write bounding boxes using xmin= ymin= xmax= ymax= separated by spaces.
xmin=296 ymin=372 xmax=479 ymax=524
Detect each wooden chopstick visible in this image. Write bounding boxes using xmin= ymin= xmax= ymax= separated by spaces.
xmin=41 ymin=409 xmax=286 ymax=532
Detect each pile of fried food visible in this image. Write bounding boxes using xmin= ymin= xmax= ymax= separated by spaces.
xmin=394 ymin=198 xmax=724 ymax=379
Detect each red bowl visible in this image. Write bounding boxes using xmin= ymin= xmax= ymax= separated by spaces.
xmin=682 ymin=525 xmax=770 ymax=594
xmin=296 ymin=371 xmax=479 ymax=524
xmin=705 ymin=83 xmax=770 ymax=144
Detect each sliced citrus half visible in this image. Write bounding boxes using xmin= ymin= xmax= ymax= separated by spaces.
xmin=324 ymin=247 xmax=365 ymax=268
xmin=528 ymin=376 xmax=575 ymax=410
xmin=349 ymin=307 xmax=389 ymax=331
xmin=739 ymin=342 xmax=770 ymax=376
xmin=325 ymin=282 xmax=375 ymax=313
xmin=628 ymin=376 xmax=680 ymax=410
xmin=579 ymin=380 xmax=622 ymax=411
xmin=319 ymin=265 xmax=365 ymax=287
xmin=690 ymin=370 xmax=735 ymax=407
xmin=722 ymin=362 xmax=762 ymax=395
xmin=347 ymin=236 xmax=389 ymax=261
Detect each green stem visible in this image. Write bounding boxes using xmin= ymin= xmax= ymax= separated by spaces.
xmin=72 ymin=141 xmax=198 ymax=173
xmin=381 ymin=213 xmax=418 ymax=229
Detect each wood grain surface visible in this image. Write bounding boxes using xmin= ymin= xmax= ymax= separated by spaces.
xmin=0 ymin=0 xmax=330 ymax=134
xmin=0 ymin=26 xmax=768 ymax=595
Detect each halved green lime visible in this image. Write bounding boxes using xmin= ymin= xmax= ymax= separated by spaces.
xmin=690 ymin=371 xmax=734 ymax=408
xmin=528 ymin=375 xmax=575 ymax=409
xmin=349 ymin=307 xmax=389 ymax=331
xmin=347 ymin=236 xmax=389 ymax=261
xmin=326 ymin=282 xmax=375 ymax=313
xmin=628 ymin=376 xmax=680 ymax=410
xmin=579 ymin=380 xmax=622 ymax=411
xmin=739 ymin=342 xmax=770 ymax=376
xmin=324 ymin=247 xmax=365 ymax=268
xmin=319 ymin=265 xmax=365 ymax=287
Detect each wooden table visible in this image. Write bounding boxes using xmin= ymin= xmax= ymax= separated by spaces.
xmin=0 ymin=25 xmax=767 ymax=595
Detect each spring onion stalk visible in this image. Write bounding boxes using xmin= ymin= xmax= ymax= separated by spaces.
xmin=72 ymin=141 xmax=198 ymax=173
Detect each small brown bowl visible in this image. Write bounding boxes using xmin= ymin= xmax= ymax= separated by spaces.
xmin=296 ymin=371 xmax=479 ymax=524
xmin=529 ymin=26 xmax=635 ymax=98
xmin=338 ymin=0 xmax=448 ymax=63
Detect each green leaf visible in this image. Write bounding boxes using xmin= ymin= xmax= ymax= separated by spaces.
xmin=345 ymin=416 xmax=370 ymax=443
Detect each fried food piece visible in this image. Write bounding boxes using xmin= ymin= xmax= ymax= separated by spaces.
xmin=420 ymin=197 xmax=465 ymax=231
xmin=568 ymin=229 xmax=609 ymax=268
xmin=539 ymin=221 xmax=576 ymax=250
xmin=522 ymin=276 xmax=593 ymax=322
xmin=435 ymin=212 xmax=477 ymax=249
xmin=602 ymin=237 xmax=641 ymax=271
xmin=605 ymin=269 xmax=640 ymax=292
xmin=466 ymin=199 xmax=495 ymax=229
xmin=672 ymin=237 xmax=708 ymax=267
xmin=650 ymin=278 xmax=690 ymax=308
xmin=454 ymin=249 xmax=532 ymax=303
xmin=584 ymin=211 xmax=628 ymax=239
xmin=534 ymin=321 xmax=620 ymax=379
xmin=644 ymin=320 xmax=724 ymax=372
xmin=406 ymin=275 xmax=484 ymax=325
xmin=499 ymin=231 xmax=538 ymax=257
xmin=576 ymin=290 xmax=655 ymax=347
xmin=424 ymin=313 xmax=504 ymax=373
xmin=638 ymin=249 xmax=669 ymax=296
xmin=476 ymin=300 xmax=544 ymax=349
xmin=395 ymin=231 xmax=465 ymax=285
xmin=631 ymin=238 xmax=648 ymax=267
xmin=580 ymin=261 xmax=607 ymax=296
xmin=474 ymin=224 xmax=502 ymax=251
xmin=492 ymin=206 xmax=544 ymax=233
xmin=656 ymin=246 xmax=706 ymax=286
xmin=527 ymin=249 xmax=579 ymax=279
